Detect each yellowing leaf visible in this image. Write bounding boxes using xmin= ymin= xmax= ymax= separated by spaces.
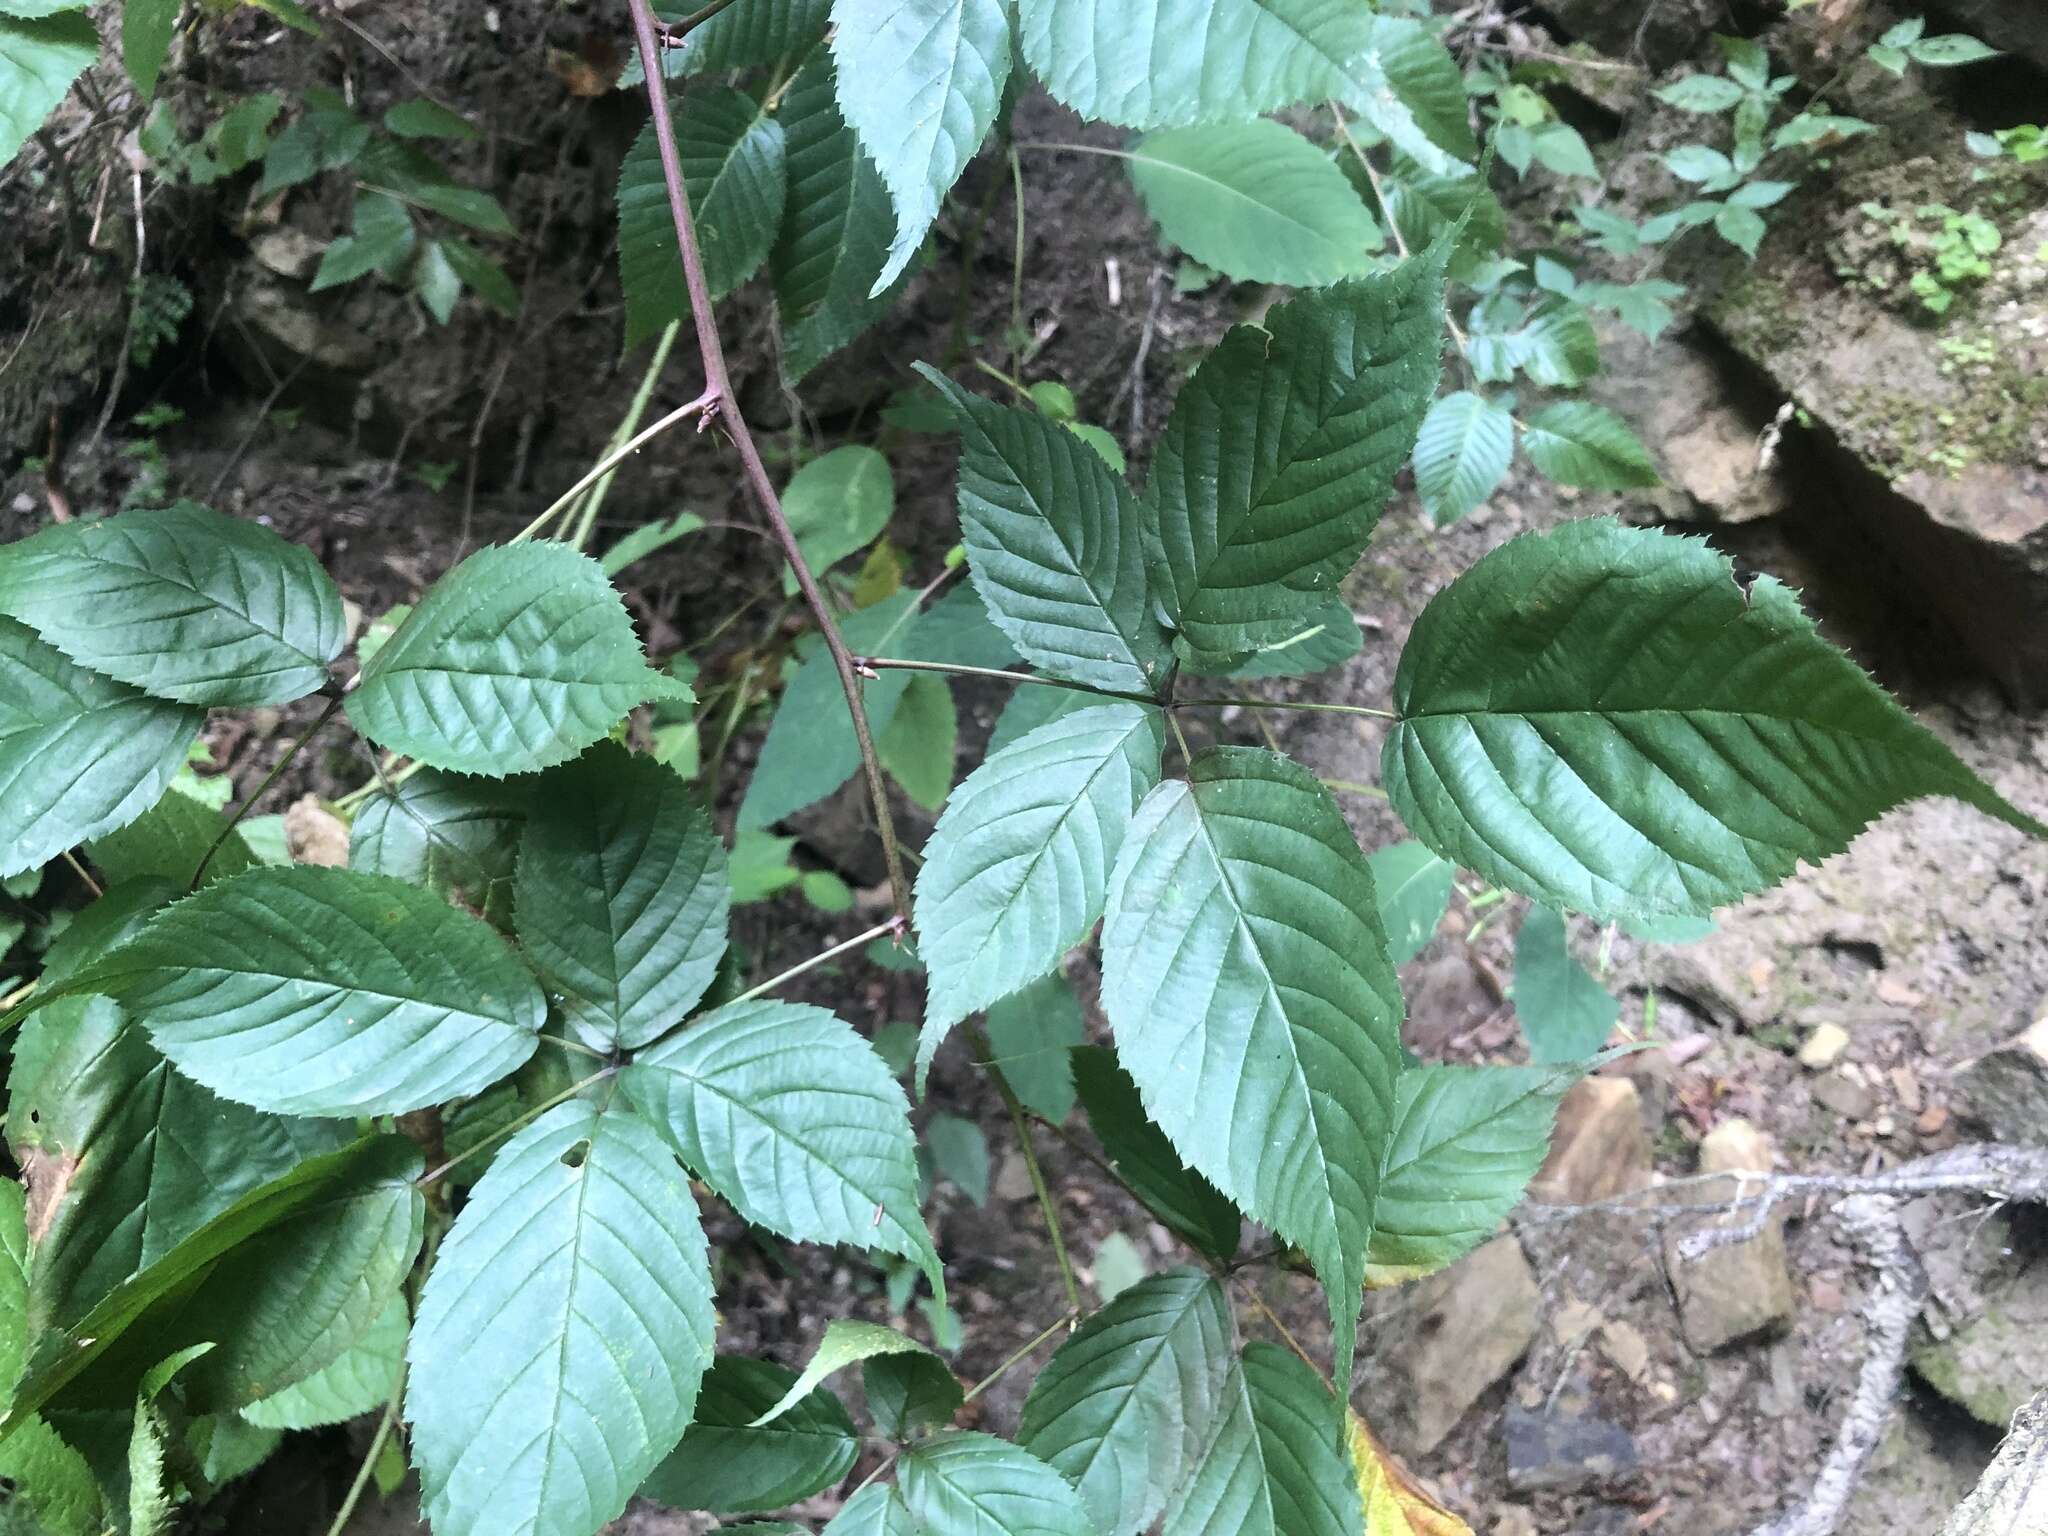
xmin=1347 ymin=1411 xmax=1472 ymax=1536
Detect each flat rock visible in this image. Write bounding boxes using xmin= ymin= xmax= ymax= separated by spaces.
xmin=1799 ymin=1022 xmax=1852 ymax=1070
xmin=1502 ymin=1401 xmax=1639 ymax=1494
xmin=1528 ymin=1077 xmax=1649 ymax=1205
xmin=1955 ymin=1017 xmax=2048 ymax=1147
xmin=1911 ymin=1232 xmax=2048 ymax=1428
xmin=1370 ymin=1236 xmax=1540 ymax=1457
xmin=1663 ymin=1120 xmax=1795 ymax=1353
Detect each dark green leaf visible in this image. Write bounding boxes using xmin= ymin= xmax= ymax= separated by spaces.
xmin=516 ymin=743 xmax=727 ymax=1050
xmin=74 ymin=865 xmax=546 ymax=1117
xmin=877 ymin=671 xmax=958 ymax=810
xmin=1102 ymin=748 xmax=1403 ymax=1382
xmin=1161 ymin=1343 xmax=1360 ymax=1536
xmin=1412 ymin=390 xmax=1513 ymax=527
xmin=1512 ymin=906 xmax=1618 ymax=1062
xmin=383 ymin=99 xmax=477 ymax=140
xmin=407 ymin=1100 xmax=715 ymax=1536
xmin=914 ymin=703 xmax=1164 ymax=1078
xmin=621 ymin=999 xmax=942 ymax=1294
xmin=899 ymin=1431 xmax=1096 ymax=1535
xmin=772 ymin=46 xmax=904 ymax=379
xmin=783 ymin=444 xmax=894 ymax=590
xmin=1367 ymin=1062 xmax=1573 ymax=1284
xmin=8 ymin=994 xmax=350 ymax=1334
xmin=601 ymin=511 xmax=704 ymax=577
xmin=641 ymin=1355 xmax=858 ymax=1513
xmin=829 ymin=0 xmax=1011 ymax=292
xmin=439 ymin=234 xmax=520 ymax=316
xmin=984 ymin=971 xmax=1084 ymax=1125
xmin=311 ymin=190 xmax=416 ymax=290
xmin=121 ymin=0 xmax=173 ymax=96
xmin=919 ymin=369 xmax=1172 ymax=692
xmin=347 ymin=543 xmax=683 ymax=776
xmin=239 ymin=1293 xmax=406 ymax=1429
xmin=0 ymin=500 xmax=344 ymax=707
xmin=1018 ymin=1268 xmax=1234 ymax=1536
xmin=669 ymin=0 xmax=828 ymax=72
xmin=356 ymin=138 xmax=511 ymax=233
xmin=1148 ymin=251 xmax=1445 ymax=654
xmin=619 ymin=85 xmax=785 ymax=348
xmin=1128 ymin=120 xmax=1382 ymax=287
xmin=1384 ymin=519 xmax=2046 ymax=923
xmin=348 ymin=768 xmax=526 ymax=913
xmin=86 ymin=784 xmax=255 ymax=888
xmin=1072 ymin=1047 xmax=1239 ymax=1262
xmin=1655 ymin=74 xmax=1744 ymax=111
xmin=0 ymin=617 xmax=203 ymax=879
xmin=1519 ymin=400 xmax=1659 ymax=488
xmin=924 ymin=1110 xmax=988 ymax=1206
xmin=864 ymin=1349 xmax=963 ymax=1440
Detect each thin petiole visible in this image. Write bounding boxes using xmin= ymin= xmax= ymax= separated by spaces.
xmin=963 ymin=1311 xmax=1080 ymax=1403
xmin=417 ymin=1071 xmax=608 ymax=1189
xmin=1175 ymin=695 xmax=1399 ymax=721
xmin=984 ymin=1043 xmax=1082 ymax=1316
xmin=1321 ymin=777 xmax=1389 ymax=801
xmin=854 ymin=655 xmax=1154 ymax=705
xmin=726 ymin=919 xmax=903 ymax=1009
xmin=511 ymin=385 xmax=715 ymax=546
xmin=192 ymin=693 xmax=344 ymax=889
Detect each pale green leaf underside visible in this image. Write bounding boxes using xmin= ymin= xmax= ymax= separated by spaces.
xmin=241 ymin=1293 xmax=407 ymax=1430
xmin=348 ymin=543 xmax=682 ymax=777
xmin=0 ymin=501 xmax=346 ymax=706
xmin=1147 ymin=253 xmax=1445 ymax=654
xmin=921 ymin=367 xmax=1172 ymax=692
xmin=900 ymin=1432 xmax=1098 ymax=1536
xmin=621 ymin=1000 xmax=942 ymax=1296
xmin=1365 ymin=840 xmax=1453 ymax=966
xmin=1412 ymin=390 xmax=1514 ymax=527
xmin=751 ymin=1318 xmax=945 ymax=1427
xmin=829 ymin=0 xmax=1011 ymax=293
xmin=1367 ymin=1062 xmax=1573 ymax=1283
xmin=0 ymin=617 xmax=203 ymax=879
xmin=76 ymin=866 xmax=546 ymax=1118
xmin=1101 ymin=747 xmax=1403 ymax=1383
xmin=1128 ymin=120 xmax=1381 ymax=288
xmin=825 ymin=1482 xmax=916 ymax=1535
xmin=1385 ymin=519 xmax=2046 ymax=924
xmin=1018 ymin=1268 xmax=1234 ymax=1536
xmin=407 ymin=1099 xmax=715 ymax=1536
xmin=1519 ymin=400 xmax=1659 ymax=490
xmin=915 ymin=702 xmax=1164 ymax=1076
xmin=1161 ymin=1343 xmax=1361 ymax=1536
xmin=515 ymin=743 xmax=728 ymax=1051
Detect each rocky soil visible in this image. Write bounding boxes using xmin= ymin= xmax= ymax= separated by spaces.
xmin=3 ymin=1 xmax=2046 ymax=1534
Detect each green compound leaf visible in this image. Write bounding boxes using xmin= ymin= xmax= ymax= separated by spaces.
xmin=988 ymin=682 xmax=1094 ymax=755
xmin=621 ymin=999 xmax=942 ymax=1297
xmin=0 ymin=12 xmax=97 ymax=171
xmin=0 ymin=502 xmax=347 ymax=706
xmin=407 ymin=1100 xmax=715 ymax=1536
xmin=984 ymin=970 xmax=1085 ymax=1125
xmin=349 ymin=768 xmax=526 ymax=913
xmin=1519 ymin=400 xmax=1659 ymax=489
xmin=1102 ymin=748 xmax=1403 ymax=1383
xmin=752 ymin=1319 xmax=946 ymax=1426
xmin=1366 ymin=1061 xmax=1574 ymax=1286
xmin=1365 ymin=840 xmax=1454 ymax=966
xmin=899 ymin=1431 xmax=1098 ymax=1536
xmin=515 ymin=743 xmax=728 ymax=1051
xmin=1072 ymin=1046 xmax=1240 ymax=1262
xmin=0 ymin=617 xmax=204 ymax=879
xmin=618 ymin=85 xmax=785 ymax=349
xmin=829 ymin=0 xmax=1011 ymax=294
xmin=641 ymin=1355 xmax=859 ymax=1513
xmin=773 ymin=45 xmax=905 ymax=380
xmin=9 ymin=994 xmax=349 ymax=1335
xmin=1161 ymin=1342 xmax=1361 ymax=1536
xmin=825 ymin=1482 xmax=916 ymax=1535
xmin=670 ymin=0 xmax=828 ymax=72
xmin=1148 ymin=251 xmax=1445 ymax=655
xmin=347 ymin=543 xmax=683 ymax=777
xmin=86 ymin=783 xmax=256 ymax=889
xmin=914 ymin=702 xmax=1165 ymax=1081
xmin=1412 ymin=390 xmax=1514 ymax=527
xmin=73 ymin=866 xmax=546 ymax=1118
xmin=1018 ymin=1268 xmax=1235 ymax=1536
xmin=240 ymin=1293 xmax=407 ymax=1430
xmin=919 ymin=368 xmax=1173 ymax=692
xmin=1384 ymin=519 xmax=2047 ymax=924
xmin=1512 ymin=905 xmax=1618 ymax=1063
xmin=1127 ymin=120 xmax=1381 ymax=287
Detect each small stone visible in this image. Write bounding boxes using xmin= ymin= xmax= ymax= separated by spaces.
xmin=1649 ymin=1379 xmax=1679 ymax=1406
xmin=1663 ymin=1121 xmax=1794 ymax=1353
xmin=1528 ymin=1077 xmax=1649 ymax=1204
xmin=1875 ymin=975 xmax=1925 ymax=1008
xmin=1889 ymin=1066 xmax=1924 ymax=1113
xmin=1597 ymin=1320 xmax=1651 ymax=1382
xmin=1955 ymin=1018 xmax=2048 ymax=1148
xmin=1553 ymin=1295 xmax=1602 ymax=1344
xmin=992 ymin=1150 xmax=1034 ymax=1202
xmin=249 ymin=227 xmax=324 ymax=282
xmin=1373 ymin=1237 xmax=1540 ymax=1456
xmin=1809 ymin=1277 xmax=1845 ymax=1312
xmin=283 ymin=794 xmax=349 ymax=868
xmin=1798 ymin=1022 xmax=1851 ymax=1070
xmin=1916 ymin=1105 xmax=1952 ymax=1138
xmin=1491 ymin=1507 xmax=1539 ymax=1536
xmin=1502 ymin=1401 xmax=1638 ymax=1494
xmin=1812 ymin=1069 xmax=1876 ymax=1122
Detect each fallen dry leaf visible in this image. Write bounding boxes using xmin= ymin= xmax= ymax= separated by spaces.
xmin=1349 ymin=1409 xmax=1473 ymax=1536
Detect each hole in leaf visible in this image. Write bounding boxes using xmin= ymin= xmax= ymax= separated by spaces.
xmin=560 ymin=1141 xmax=590 ymax=1170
